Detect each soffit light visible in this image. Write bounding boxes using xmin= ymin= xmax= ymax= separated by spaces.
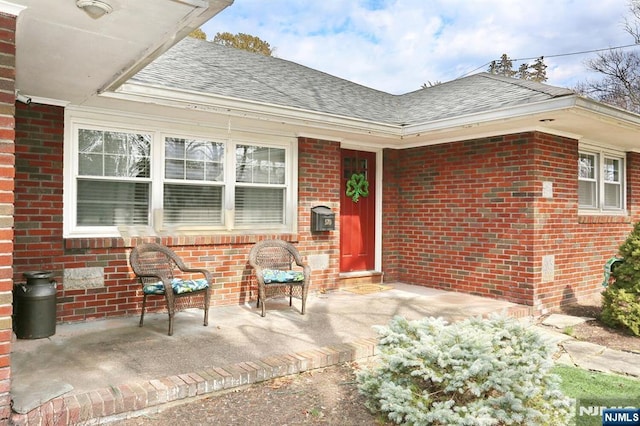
xmin=76 ymin=0 xmax=113 ymax=19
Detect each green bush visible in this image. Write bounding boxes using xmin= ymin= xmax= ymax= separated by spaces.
xmin=356 ymin=315 xmax=573 ymax=425
xmin=602 ymin=221 xmax=640 ymax=336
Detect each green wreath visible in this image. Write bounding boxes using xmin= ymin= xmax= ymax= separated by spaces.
xmin=346 ymin=173 xmax=369 ymax=203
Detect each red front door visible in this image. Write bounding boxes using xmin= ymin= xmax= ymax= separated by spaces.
xmin=340 ymin=149 xmax=376 ymax=272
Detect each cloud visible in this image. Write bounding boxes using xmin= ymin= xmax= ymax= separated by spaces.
xmin=203 ymin=0 xmax=633 ymax=94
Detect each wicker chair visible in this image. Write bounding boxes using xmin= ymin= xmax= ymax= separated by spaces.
xmin=248 ymin=239 xmax=311 ymax=317
xmin=129 ymin=243 xmax=212 ymax=336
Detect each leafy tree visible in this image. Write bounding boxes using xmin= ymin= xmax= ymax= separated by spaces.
xmin=188 ymin=28 xmax=207 ymax=40
xmin=422 ymin=53 xmax=547 ymax=89
xmin=212 ymin=32 xmax=274 ymax=56
xmin=517 ymin=62 xmax=531 ymax=80
xmin=576 ymin=0 xmax=640 ymax=113
xmin=488 ymin=53 xmax=547 ymax=82
xmin=488 ymin=53 xmax=517 ymax=77
xmin=530 ymin=56 xmax=548 ymax=82
xmin=420 ymin=80 xmax=442 ymax=89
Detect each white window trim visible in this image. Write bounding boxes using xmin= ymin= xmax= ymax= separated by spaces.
xmin=64 ymin=108 xmax=298 ymax=238
xmin=578 ymin=144 xmax=627 ymax=216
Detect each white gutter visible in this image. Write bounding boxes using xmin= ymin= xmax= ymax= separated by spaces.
xmin=400 ymin=95 xmax=581 ymax=136
xmin=106 ymin=82 xmax=640 ymax=149
xmin=0 ymin=0 xmax=26 ymax=16
xmin=105 ymin=82 xmax=404 ymax=138
xmin=573 ymin=96 xmax=640 ymax=129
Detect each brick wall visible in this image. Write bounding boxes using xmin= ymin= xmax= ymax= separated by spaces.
xmin=0 ymin=12 xmax=14 ymax=422
xmin=384 ymin=132 xmax=638 ymax=311
xmin=381 ymin=148 xmax=401 ymax=280
xmin=530 ymin=133 xmax=638 ymax=310
xmin=14 ymin=103 xmax=64 ymax=271
xmin=388 ymin=134 xmax=537 ymax=304
xmin=13 ymin=109 xmax=344 ymax=323
xmin=13 ymin=101 xmax=639 ymax=325
xmin=627 ymin=151 xmax=640 ymax=219
xmin=297 ymin=137 xmax=341 ymax=291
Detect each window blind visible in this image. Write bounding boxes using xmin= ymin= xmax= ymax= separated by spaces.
xmin=235 ymin=187 xmax=284 ymax=225
xmin=163 ymin=184 xmax=223 ymax=225
xmin=77 ymin=180 xmax=149 ymax=226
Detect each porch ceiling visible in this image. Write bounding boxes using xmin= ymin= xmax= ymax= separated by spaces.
xmin=11 ymin=0 xmax=232 ymax=105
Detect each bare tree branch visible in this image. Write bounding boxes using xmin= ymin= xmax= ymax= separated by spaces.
xmin=625 ymin=0 xmax=640 ymax=43
xmin=578 ymin=1 xmax=640 ymax=113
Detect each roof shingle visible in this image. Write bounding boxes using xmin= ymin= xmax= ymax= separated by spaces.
xmin=130 ymin=37 xmax=575 ymax=126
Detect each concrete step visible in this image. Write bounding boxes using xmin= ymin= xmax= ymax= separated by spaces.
xmin=338 ymin=271 xmax=383 ymax=287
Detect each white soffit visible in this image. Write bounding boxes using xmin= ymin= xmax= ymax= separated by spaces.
xmin=12 ymin=0 xmax=232 ymax=105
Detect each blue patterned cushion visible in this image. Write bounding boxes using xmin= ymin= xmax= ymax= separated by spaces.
xmin=262 ymin=269 xmax=304 ymax=283
xmin=143 ymin=278 xmax=209 ymax=295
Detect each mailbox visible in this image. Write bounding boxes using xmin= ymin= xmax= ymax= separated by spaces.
xmin=311 ymin=205 xmax=335 ymax=232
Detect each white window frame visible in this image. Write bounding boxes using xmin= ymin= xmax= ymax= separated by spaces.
xmin=64 ymin=108 xmax=298 ymax=238
xmin=578 ymin=145 xmax=626 ymax=215
xmin=158 ymin=134 xmax=227 ymax=231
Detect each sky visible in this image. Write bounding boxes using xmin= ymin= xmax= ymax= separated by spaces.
xmin=201 ymin=0 xmax=637 ymax=95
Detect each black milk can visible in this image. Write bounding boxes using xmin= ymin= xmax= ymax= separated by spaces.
xmin=13 ymin=271 xmax=57 ymax=339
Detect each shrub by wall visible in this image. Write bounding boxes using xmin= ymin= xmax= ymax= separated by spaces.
xmin=603 ymin=221 xmax=640 ymax=336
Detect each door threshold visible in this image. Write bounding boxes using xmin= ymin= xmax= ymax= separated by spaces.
xmin=339 ymin=271 xmax=383 ymax=285
xmin=339 ymin=271 xmax=381 ymax=278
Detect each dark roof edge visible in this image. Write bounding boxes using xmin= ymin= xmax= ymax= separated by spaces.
xmin=476 ymin=73 xmax=576 ymax=98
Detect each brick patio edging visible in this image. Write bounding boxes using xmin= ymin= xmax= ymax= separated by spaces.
xmin=8 ymin=303 xmax=536 ymax=425
xmin=9 ymin=338 xmax=379 ymax=425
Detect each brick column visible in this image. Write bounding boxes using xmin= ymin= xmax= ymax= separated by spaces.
xmin=297 ymin=137 xmax=341 ymax=290
xmin=0 ymin=11 xmax=17 ymax=422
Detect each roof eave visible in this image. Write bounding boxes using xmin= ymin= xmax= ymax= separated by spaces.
xmin=573 ymin=96 xmax=640 ymax=129
xmin=401 ymin=95 xmax=580 ymax=136
xmin=104 ymin=83 xmax=640 ymax=151
xmin=399 ymin=94 xmax=640 ymax=150
xmin=106 ymin=81 xmax=404 ymax=138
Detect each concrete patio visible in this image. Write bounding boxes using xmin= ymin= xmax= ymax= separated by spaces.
xmin=9 ymin=283 xmax=533 ymax=424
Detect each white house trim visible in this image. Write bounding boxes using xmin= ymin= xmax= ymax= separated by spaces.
xmin=0 ymin=1 xmax=26 ymax=16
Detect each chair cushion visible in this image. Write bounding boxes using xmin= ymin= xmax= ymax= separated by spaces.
xmin=143 ymin=278 xmax=209 ymax=295
xmin=261 ymin=269 xmax=305 ymax=283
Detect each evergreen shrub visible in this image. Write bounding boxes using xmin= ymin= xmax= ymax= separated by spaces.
xmin=356 ymin=315 xmax=573 ymax=425
xmin=602 ymin=221 xmax=640 ymax=336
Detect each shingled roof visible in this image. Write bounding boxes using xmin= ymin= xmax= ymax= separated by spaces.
xmin=130 ymin=37 xmax=576 ymax=126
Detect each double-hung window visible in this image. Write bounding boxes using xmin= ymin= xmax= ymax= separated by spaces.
xmin=578 ymin=148 xmax=625 ymax=213
xmin=65 ymin=113 xmax=296 ymax=237
xmin=76 ymin=128 xmax=151 ymax=227
xmin=235 ymin=145 xmax=286 ymax=225
xmin=163 ymin=137 xmax=225 ymax=227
